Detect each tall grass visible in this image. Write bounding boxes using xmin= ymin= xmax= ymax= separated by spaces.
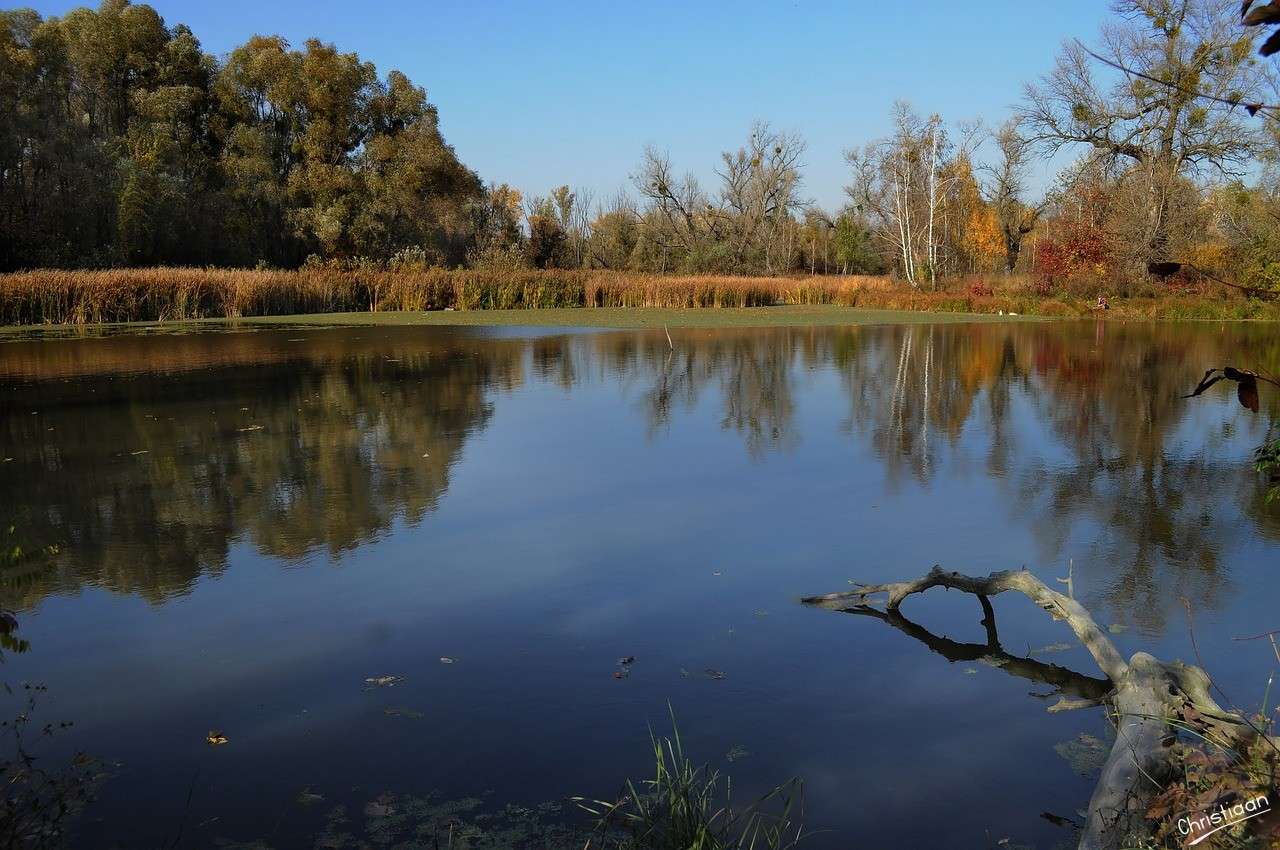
xmin=2 ymin=267 xmax=1278 ymax=326
xmin=575 ymin=716 xmax=806 ymax=850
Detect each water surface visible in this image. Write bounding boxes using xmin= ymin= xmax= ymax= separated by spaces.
xmin=1 ymin=320 xmax=1278 ymax=849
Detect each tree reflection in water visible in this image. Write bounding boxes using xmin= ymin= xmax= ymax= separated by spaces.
xmin=1 ymin=321 xmax=1276 ymax=633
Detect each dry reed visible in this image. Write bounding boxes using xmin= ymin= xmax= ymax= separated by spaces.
xmin=1 ymin=267 xmax=1276 ymax=326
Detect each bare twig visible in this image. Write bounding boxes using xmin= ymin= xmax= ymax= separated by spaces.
xmin=1075 ymin=40 xmax=1280 ymax=119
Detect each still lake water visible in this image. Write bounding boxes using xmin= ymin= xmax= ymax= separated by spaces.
xmin=1 ymin=319 xmax=1278 ymax=849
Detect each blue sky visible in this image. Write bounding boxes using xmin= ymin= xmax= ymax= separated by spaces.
xmin=28 ymin=0 xmax=1114 ymax=211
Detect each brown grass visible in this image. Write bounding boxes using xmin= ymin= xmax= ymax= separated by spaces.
xmin=0 ymin=267 xmax=1277 ymax=326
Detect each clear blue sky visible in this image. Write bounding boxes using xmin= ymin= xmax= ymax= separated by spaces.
xmin=28 ymin=0 xmax=1114 ymax=211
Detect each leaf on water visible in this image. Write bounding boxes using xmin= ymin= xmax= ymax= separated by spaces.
xmin=725 ymin=744 xmax=750 ymax=762
xmin=704 ymin=668 xmax=727 ymax=680
xmin=1054 ymin=733 xmax=1108 ymax=777
xmin=438 ymin=656 xmax=456 ymax=664
xmin=206 ymin=730 xmax=229 ymax=746
xmin=363 ymin=675 xmax=405 ymax=689
xmin=964 ymin=667 xmax=978 ymax=675
xmin=383 ymin=707 xmax=424 ymax=720
xmin=296 ymin=788 xmax=325 ymax=806
xmin=1029 ymin=642 xmax=1074 ymax=656
xmin=1108 ymin=623 xmax=1128 ymax=634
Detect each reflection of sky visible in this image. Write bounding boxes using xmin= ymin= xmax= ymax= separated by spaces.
xmin=2 ymin=322 xmax=1278 ymax=849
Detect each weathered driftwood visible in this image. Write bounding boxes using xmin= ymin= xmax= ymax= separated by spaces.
xmin=802 ymin=565 xmax=1268 ymax=850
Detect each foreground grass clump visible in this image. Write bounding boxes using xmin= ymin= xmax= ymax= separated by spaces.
xmin=3 ymin=267 xmax=1280 ymax=326
xmin=576 ymin=721 xmax=806 ymax=850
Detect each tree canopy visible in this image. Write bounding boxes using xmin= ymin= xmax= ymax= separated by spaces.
xmin=0 ymin=0 xmax=481 ymax=270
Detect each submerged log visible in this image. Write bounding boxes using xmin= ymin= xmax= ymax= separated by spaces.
xmin=803 ymin=565 xmax=1269 ymax=850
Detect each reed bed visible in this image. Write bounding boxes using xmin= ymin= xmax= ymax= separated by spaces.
xmin=1 ymin=267 xmax=1277 ymax=326
xmin=0 ymin=268 xmax=880 ymax=325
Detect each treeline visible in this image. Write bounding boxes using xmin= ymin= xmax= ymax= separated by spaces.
xmin=3 ymin=0 xmax=1280 ymax=294
xmin=0 ymin=0 xmax=480 ymax=270
xmin=0 ymin=0 xmax=877 ymax=277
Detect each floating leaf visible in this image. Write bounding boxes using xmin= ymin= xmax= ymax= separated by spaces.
xmin=1054 ymin=733 xmax=1108 ymax=777
xmin=1029 ymin=642 xmax=1073 ymax=656
xmin=296 ymin=788 xmax=325 ymax=806
xmin=383 ymin=706 xmax=424 ymax=720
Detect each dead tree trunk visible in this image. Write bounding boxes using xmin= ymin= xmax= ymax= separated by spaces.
xmin=803 ymin=565 xmax=1272 ymax=850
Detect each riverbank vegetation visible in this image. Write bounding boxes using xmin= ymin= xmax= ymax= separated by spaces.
xmin=5 ymin=267 xmax=1280 ymax=327
xmin=4 ymin=0 xmax=1280 ymax=311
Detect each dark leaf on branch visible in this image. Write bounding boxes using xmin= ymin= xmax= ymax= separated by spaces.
xmin=1262 ymin=29 xmax=1280 ymax=56
xmin=1243 ymin=1 xmax=1280 ymax=24
xmin=1185 ymin=367 xmax=1279 ymax=407
xmin=1239 ymin=376 xmax=1260 ymax=412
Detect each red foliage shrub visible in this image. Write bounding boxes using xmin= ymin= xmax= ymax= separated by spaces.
xmin=964 ymin=277 xmax=994 ymax=297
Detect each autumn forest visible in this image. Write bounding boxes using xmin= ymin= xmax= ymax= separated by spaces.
xmin=3 ymin=0 xmax=1280 ymax=302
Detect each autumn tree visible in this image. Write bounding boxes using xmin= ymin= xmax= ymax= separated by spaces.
xmin=846 ymin=103 xmax=977 ymax=286
xmin=982 ymin=121 xmax=1045 ymax=273
xmin=588 ymin=191 xmax=641 ymax=270
xmin=467 ymin=183 xmax=526 ymax=269
xmin=1018 ymin=0 xmax=1267 ymax=268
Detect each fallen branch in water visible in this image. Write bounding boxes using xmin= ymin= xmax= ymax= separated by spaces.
xmin=803 ymin=565 xmax=1274 ymax=850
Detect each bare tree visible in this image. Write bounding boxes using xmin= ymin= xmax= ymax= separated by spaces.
xmin=716 ymin=121 xmax=807 ymax=273
xmin=982 ymin=120 xmax=1046 ymax=273
xmin=633 ymin=146 xmax=710 ymax=264
xmin=1018 ymin=0 xmax=1267 ymax=264
xmin=846 ymin=103 xmax=975 ymax=287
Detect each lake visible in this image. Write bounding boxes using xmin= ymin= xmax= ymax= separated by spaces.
xmin=1 ymin=319 xmax=1277 ymax=849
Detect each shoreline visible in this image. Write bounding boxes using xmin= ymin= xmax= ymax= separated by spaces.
xmin=5 ymin=300 xmax=1280 ymax=340
xmin=2 ymin=269 xmax=1278 ymax=332
xmin=0 ymin=305 xmax=1049 ymax=340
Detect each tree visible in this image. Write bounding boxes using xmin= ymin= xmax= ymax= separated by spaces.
xmin=1018 ymin=0 xmax=1267 ymax=266
xmin=830 ymin=211 xmax=882 ymax=275
xmin=715 ymin=121 xmax=807 ymax=273
xmin=0 ymin=2 xmax=482 ymax=271
xmin=846 ymin=103 xmax=974 ymax=286
xmin=633 ymin=145 xmax=711 ymax=271
xmin=982 ymin=121 xmax=1045 ymax=273
xmin=467 ymin=183 xmax=526 ymax=268
xmin=523 ymin=194 xmax=568 ymax=268
xmin=588 ymin=191 xmax=640 ymax=270
xmin=1035 ymin=157 xmax=1118 ymax=287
